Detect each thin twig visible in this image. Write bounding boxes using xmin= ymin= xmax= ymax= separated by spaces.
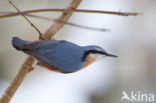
xmin=24 ymin=14 xmax=110 ymax=32
xmin=43 ymin=0 xmax=82 ymax=39
xmin=0 ymin=0 xmax=82 ymax=103
xmin=0 ymin=8 xmax=143 ymax=18
xmin=8 ymin=0 xmax=44 ymax=39
xmin=0 ymin=12 xmax=110 ymax=32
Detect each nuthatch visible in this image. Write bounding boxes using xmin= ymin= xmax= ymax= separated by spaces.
xmin=12 ymin=37 xmax=117 ymax=73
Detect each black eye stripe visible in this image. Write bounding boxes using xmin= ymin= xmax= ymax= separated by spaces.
xmin=82 ymin=51 xmax=89 ymax=61
xmin=88 ymin=50 xmax=107 ymax=54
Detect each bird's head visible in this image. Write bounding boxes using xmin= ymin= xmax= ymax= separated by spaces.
xmin=82 ymin=45 xmax=117 ymax=68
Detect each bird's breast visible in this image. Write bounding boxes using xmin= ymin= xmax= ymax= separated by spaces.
xmin=82 ymin=55 xmax=96 ymax=68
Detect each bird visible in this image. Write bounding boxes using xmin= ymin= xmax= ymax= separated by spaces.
xmin=12 ymin=37 xmax=117 ymax=73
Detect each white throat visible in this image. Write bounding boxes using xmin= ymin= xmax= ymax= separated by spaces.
xmin=89 ymin=53 xmax=106 ymax=60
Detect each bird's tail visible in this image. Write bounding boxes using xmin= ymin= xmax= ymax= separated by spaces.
xmin=12 ymin=37 xmax=30 ymax=51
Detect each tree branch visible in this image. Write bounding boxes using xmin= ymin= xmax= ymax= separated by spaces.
xmin=8 ymin=0 xmax=44 ymax=41
xmin=0 ymin=9 xmax=143 ymax=18
xmin=0 ymin=0 xmax=82 ymax=103
xmin=24 ymin=14 xmax=110 ymax=32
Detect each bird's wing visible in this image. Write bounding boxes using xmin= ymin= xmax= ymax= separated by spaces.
xmin=21 ymin=40 xmax=60 ymax=50
xmin=36 ymin=61 xmax=62 ymax=73
xmin=33 ymin=51 xmax=61 ymax=71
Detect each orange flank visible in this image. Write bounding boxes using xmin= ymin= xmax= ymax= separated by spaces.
xmin=82 ymin=55 xmax=96 ymax=68
xmin=36 ymin=62 xmax=62 ymax=73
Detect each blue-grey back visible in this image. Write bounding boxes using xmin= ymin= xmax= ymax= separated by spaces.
xmin=30 ymin=40 xmax=85 ymax=73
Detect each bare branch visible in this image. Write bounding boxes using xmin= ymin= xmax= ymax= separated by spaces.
xmin=0 ymin=0 xmax=82 ymax=103
xmin=8 ymin=0 xmax=43 ymax=39
xmin=23 ymin=14 xmax=111 ymax=32
xmin=0 ymin=8 xmax=143 ymax=18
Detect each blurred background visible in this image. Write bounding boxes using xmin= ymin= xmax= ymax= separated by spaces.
xmin=0 ymin=0 xmax=156 ymax=103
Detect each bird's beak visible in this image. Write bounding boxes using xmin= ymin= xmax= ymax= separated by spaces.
xmin=106 ymin=53 xmax=118 ymax=58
